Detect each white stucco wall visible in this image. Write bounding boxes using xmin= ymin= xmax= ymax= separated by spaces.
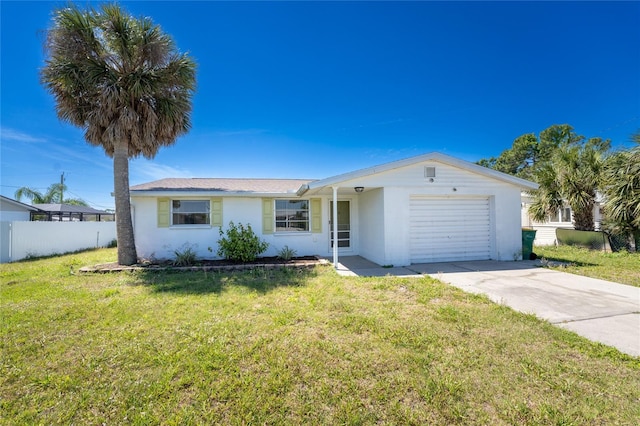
xmin=357 ymin=188 xmax=385 ymax=265
xmin=383 ymin=188 xmax=411 ymax=266
xmin=132 ymin=196 xmax=331 ymax=260
xmin=491 ymin=189 xmax=523 ymax=260
xmin=0 ymin=199 xmax=32 ymax=222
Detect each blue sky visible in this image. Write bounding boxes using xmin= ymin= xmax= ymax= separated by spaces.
xmin=1 ymin=1 xmax=639 ymax=210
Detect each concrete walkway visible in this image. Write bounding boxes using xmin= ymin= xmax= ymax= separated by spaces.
xmin=334 ymin=256 xmax=640 ymax=357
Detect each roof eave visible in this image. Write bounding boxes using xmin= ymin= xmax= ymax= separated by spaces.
xmin=130 ymin=190 xmax=303 ymax=198
xmin=0 ymin=195 xmax=43 ymax=212
xmin=306 ymin=152 xmax=539 ymax=191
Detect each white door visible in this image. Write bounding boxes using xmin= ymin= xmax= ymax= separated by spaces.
xmin=409 ymin=196 xmax=491 ymax=263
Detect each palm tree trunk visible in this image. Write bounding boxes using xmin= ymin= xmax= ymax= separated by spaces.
xmin=572 ymin=202 xmax=595 ymax=231
xmin=113 ymin=139 xmax=138 ymax=265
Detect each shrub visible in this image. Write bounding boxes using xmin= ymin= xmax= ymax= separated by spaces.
xmin=277 ymin=245 xmax=297 ymax=261
xmin=173 ymin=246 xmax=198 ymax=266
xmin=106 ymin=239 xmax=118 ymax=248
xmin=217 ymin=221 xmax=269 ymax=262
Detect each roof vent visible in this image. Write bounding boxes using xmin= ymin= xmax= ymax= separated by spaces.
xmin=424 ymin=166 xmax=436 ymax=178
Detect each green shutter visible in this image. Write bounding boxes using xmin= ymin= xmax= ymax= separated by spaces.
xmin=157 ymin=198 xmax=170 ymax=228
xmin=210 ymin=198 xmax=222 ymax=227
xmin=311 ymin=198 xmax=322 ymax=233
xmin=262 ymin=198 xmax=274 ymax=234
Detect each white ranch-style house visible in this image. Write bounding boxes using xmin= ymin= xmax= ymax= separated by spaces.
xmin=521 ymin=193 xmax=604 ymax=246
xmin=130 ymin=153 xmax=538 ymax=266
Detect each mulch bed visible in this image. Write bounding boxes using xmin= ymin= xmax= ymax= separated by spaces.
xmin=79 ymin=256 xmax=329 ymax=273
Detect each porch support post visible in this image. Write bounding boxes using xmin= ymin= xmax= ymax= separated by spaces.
xmin=332 ymin=186 xmax=339 ymax=268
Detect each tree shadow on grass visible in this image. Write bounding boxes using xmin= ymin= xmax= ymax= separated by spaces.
xmin=136 ymin=266 xmax=324 ymax=295
xmin=539 ymin=255 xmax=599 ymax=268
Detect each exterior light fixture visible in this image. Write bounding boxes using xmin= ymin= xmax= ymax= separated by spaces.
xmin=354 ymin=186 xmax=364 ymax=193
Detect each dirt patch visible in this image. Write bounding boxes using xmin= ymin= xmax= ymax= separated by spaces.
xmin=79 ymin=256 xmax=329 ymax=273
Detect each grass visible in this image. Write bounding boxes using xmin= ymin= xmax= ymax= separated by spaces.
xmin=2 ymin=248 xmax=639 ymax=425
xmin=535 ymin=245 xmax=640 ymax=287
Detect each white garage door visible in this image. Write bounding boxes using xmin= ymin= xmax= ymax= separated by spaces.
xmin=410 ymin=196 xmax=491 ymax=263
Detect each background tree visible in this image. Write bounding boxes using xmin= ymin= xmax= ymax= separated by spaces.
xmin=41 ymin=4 xmax=196 ymax=265
xmin=601 ymin=133 xmax=640 ymax=250
xmin=491 ymin=133 xmax=538 ymax=179
xmin=528 ymin=136 xmax=609 ymax=231
xmin=14 ymin=183 xmax=89 ymax=206
xmin=478 ymin=124 xmax=610 ymax=231
xmin=476 ymin=124 xmax=579 ymax=180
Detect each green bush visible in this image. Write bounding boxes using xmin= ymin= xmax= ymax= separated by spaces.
xmin=277 ymin=245 xmax=297 ymax=261
xmin=173 ymin=246 xmax=198 ymax=266
xmin=556 ymin=228 xmax=608 ymax=250
xmin=217 ymin=221 xmax=269 ymax=262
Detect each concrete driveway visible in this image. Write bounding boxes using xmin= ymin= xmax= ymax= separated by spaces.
xmin=335 ymin=257 xmax=640 ymax=357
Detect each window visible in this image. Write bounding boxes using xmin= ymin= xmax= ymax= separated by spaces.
xmin=275 ymin=199 xmax=309 ymax=232
xmin=172 ymin=200 xmax=210 ymax=225
xmin=547 ymin=207 xmax=572 ymax=223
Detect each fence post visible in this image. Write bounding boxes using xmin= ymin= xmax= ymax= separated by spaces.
xmin=9 ymin=222 xmax=12 ymax=262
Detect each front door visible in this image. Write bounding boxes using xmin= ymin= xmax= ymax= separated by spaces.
xmin=330 ymin=200 xmax=350 ymax=249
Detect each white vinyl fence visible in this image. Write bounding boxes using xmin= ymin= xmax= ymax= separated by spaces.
xmin=1 ymin=221 xmax=116 ymax=263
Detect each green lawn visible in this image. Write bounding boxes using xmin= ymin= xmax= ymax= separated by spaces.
xmin=535 ymin=245 xmax=640 ymax=287
xmin=1 ymin=249 xmax=639 ymax=425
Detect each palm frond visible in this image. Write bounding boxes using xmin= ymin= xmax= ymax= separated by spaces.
xmin=40 ymin=3 xmax=196 ymax=160
xmin=14 ymin=187 xmax=45 ymax=204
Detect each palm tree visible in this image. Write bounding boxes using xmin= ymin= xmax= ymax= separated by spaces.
xmin=529 ymin=137 xmax=609 ymax=231
xmin=602 ymin=134 xmax=640 ymax=249
xmin=14 ymin=183 xmax=89 ymax=206
xmin=40 ymin=4 xmax=196 ymax=265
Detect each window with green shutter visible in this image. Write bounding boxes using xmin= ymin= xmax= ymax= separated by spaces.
xmin=275 ymin=199 xmax=309 ymax=232
xmin=262 ymin=198 xmax=274 ymax=234
xmin=157 ymin=198 xmax=170 ymax=228
xmin=311 ymin=198 xmax=322 ymax=233
xmin=265 ymin=198 xmax=320 ymax=234
xmin=211 ymin=198 xmax=222 ymax=227
xmin=158 ymin=198 xmax=219 ymax=227
xmin=171 ymin=200 xmax=210 ymax=225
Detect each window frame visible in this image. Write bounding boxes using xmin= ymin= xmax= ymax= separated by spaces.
xmin=547 ymin=206 xmax=572 ymax=224
xmin=274 ymin=199 xmax=310 ymax=233
xmin=170 ymin=199 xmax=211 ymax=227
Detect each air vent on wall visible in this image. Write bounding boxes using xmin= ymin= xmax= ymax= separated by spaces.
xmin=424 ymin=166 xmax=436 ymax=178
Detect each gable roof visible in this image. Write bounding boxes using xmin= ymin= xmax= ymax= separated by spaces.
xmin=130 ymin=152 xmax=539 ymax=198
xmin=130 ymin=178 xmax=315 ymax=195
xmin=298 ymin=152 xmax=538 ymax=194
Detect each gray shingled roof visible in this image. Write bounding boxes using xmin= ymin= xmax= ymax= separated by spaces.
xmin=33 ymin=203 xmax=112 ymax=214
xmin=130 ymin=178 xmax=315 ymax=194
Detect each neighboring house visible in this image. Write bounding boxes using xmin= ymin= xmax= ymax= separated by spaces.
xmin=521 ymin=194 xmax=604 ymax=246
xmin=130 ymin=152 xmax=538 ymax=266
xmin=0 ymin=195 xmax=41 ymax=263
xmin=1 ymin=196 xmax=116 ymax=263
xmin=0 ymin=195 xmax=43 ymax=222
xmin=31 ymin=203 xmax=115 ymax=222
